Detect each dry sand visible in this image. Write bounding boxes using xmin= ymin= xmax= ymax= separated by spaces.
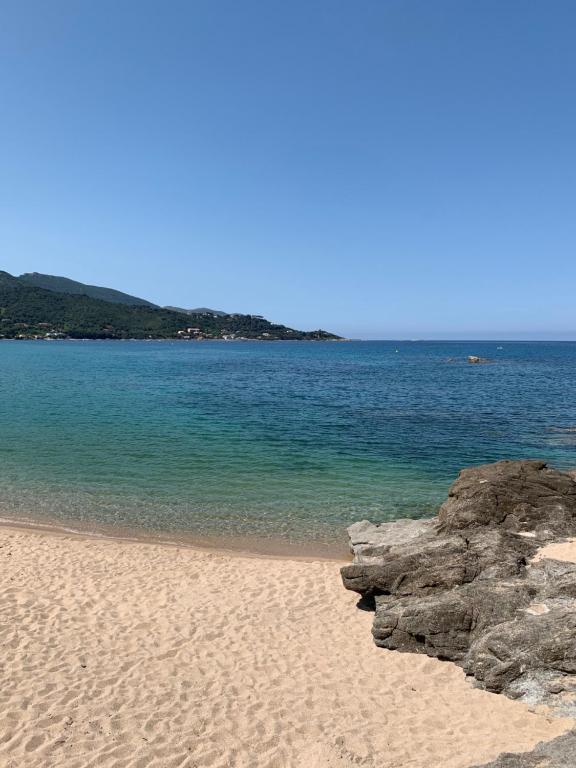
xmin=533 ymin=538 xmax=576 ymax=564
xmin=0 ymin=527 xmax=571 ymax=768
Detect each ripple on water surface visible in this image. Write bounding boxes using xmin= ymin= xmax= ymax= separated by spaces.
xmin=0 ymin=340 xmax=575 ymax=545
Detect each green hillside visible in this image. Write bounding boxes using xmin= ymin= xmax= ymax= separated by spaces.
xmin=18 ymin=272 xmax=155 ymax=306
xmin=0 ymin=271 xmax=340 ymax=341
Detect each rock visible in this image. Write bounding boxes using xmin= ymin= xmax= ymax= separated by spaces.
xmin=346 ymin=519 xmax=434 ymax=564
xmin=372 ymin=577 xmax=532 ymax=661
xmin=342 ymin=533 xmax=469 ymax=597
xmin=372 ymin=590 xmax=475 ymax=659
xmin=465 ymin=601 xmax=576 ymax=693
xmin=341 ymin=528 xmax=534 ymax=599
xmin=438 ymin=460 xmax=576 ymax=537
xmin=341 ymin=460 xmax=576 ymax=713
xmin=468 ymin=355 xmax=482 ymax=363
xmin=473 ymin=729 xmax=576 ymax=767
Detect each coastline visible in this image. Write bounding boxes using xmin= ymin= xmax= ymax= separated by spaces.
xmin=0 ymin=338 xmax=349 ymax=342
xmin=0 ymin=522 xmax=571 ymax=768
xmin=0 ymin=513 xmax=350 ymax=562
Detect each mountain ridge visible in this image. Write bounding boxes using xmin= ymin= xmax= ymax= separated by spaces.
xmin=19 ymin=272 xmax=156 ymax=307
xmin=0 ymin=271 xmax=340 ymax=341
xmin=165 ymin=306 xmax=228 ymax=317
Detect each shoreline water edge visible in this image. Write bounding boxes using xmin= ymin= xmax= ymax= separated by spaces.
xmin=0 ymin=513 xmax=350 ymax=562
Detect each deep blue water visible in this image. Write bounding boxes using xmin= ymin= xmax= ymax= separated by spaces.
xmin=0 ymin=340 xmax=575 ymax=545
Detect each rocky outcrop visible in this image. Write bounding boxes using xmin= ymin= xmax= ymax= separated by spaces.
xmin=473 ymin=729 xmax=576 ymax=767
xmin=438 ymin=459 xmax=576 ymax=535
xmin=346 ymin=518 xmax=433 ymax=564
xmin=341 ymin=460 xmax=576 ymax=715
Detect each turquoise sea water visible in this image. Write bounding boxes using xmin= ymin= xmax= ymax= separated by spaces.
xmin=0 ymin=340 xmax=575 ymax=547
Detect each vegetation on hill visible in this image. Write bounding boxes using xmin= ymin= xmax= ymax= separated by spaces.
xmin=18 ymin=272 xmax=155 ymax=306
xmin=0 ymin=271 xmax=340 ymax=341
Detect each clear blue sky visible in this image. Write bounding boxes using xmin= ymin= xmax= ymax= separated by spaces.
xmin=1 ymin=1 xmax=574 ymax=339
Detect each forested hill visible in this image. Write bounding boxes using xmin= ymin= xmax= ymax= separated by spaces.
xmin=0 ymin=271 xmax=340 ymax=341
xmin=18 ymin=272 xmax=155 ymax=306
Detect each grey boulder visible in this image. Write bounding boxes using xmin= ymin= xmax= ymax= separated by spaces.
xmin=341 ymin=460 xmax=576 ymax=711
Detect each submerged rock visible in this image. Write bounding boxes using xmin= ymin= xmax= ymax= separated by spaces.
xmin=341 ymin=460 xmax=576 ymax=715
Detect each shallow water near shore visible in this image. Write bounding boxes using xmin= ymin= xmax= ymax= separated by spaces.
xmin=0 ymin=339 xmax=575 ymax=547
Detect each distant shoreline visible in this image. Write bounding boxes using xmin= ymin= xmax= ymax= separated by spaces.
xmin=2 ymin=337 xmax=575 ymax=343
xmin=0 ymin=336 xmax=350 ymax=343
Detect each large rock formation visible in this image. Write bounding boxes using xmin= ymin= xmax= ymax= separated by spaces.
xmin=341 ymin=460 xmax=576 ymax=715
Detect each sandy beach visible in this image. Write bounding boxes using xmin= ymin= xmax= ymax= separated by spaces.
xmin=0 ymin=526 xmax=571 ymax=768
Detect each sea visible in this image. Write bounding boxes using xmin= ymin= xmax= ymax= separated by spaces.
xmin=0 ymin=340 xmax=575 ymax=553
